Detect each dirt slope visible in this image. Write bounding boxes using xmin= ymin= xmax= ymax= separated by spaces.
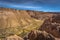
xmin=0 ymin=8 xmax=44 ymax=38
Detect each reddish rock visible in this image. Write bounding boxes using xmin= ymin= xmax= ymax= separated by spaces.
xmin=28 ymin=30 xmax=55 ymax=40
xmin=39 ymin=17 xmax=60 ymax=38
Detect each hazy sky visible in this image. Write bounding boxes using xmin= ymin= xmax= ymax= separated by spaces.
xmin=0 ymin=0 xmax=60 ymax=12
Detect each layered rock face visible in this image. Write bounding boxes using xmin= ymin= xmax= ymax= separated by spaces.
xmin=27 ymin=11 xmax=53 ymax=20
xmin=0 ymin=8 xmax=33 ymax=28
xmin=27 ymin=11 xmax=60 ymax=39
xmin=0 ymin=8 xmax=60 ymax=40
xmin=24 ymin=30 xmax=55 ymax=40
xmin=39 ymin=15 xmax=60 ymax=38
xmin=0 ymin=8 xmax=44 ymax=38
xmin=0 ymin=8 xmax=36 ymax=38
xmin=5 ymin=35 xmax=24 ymax=40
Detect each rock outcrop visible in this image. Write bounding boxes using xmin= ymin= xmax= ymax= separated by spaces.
xmin=0 ymin=8 xmax=43 ymax=38
xmin=39 ymin=15 xmax=60 ymax=38
xmin=5 ymin=35 xmax=24 ymax=40
xmin=25 ymin=30 xmax=55 ymax=40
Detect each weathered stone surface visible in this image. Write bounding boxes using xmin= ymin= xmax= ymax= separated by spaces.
xmin=39 ymin=16 xmax=60 ymax=38
xmin=5 ymin=35 xmax=24 ymax=40
xmin=27 ymin=30 xmax=55 ymax=40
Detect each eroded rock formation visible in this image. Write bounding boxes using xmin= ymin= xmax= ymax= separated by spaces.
xmin=24 ymin=30 xmax=55 ymax=40
xmin=39 ymin=15 xmax=60 ymax=38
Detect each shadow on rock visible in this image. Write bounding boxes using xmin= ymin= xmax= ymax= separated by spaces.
xmin=24 ymin=30 xmax=55 ymax=40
